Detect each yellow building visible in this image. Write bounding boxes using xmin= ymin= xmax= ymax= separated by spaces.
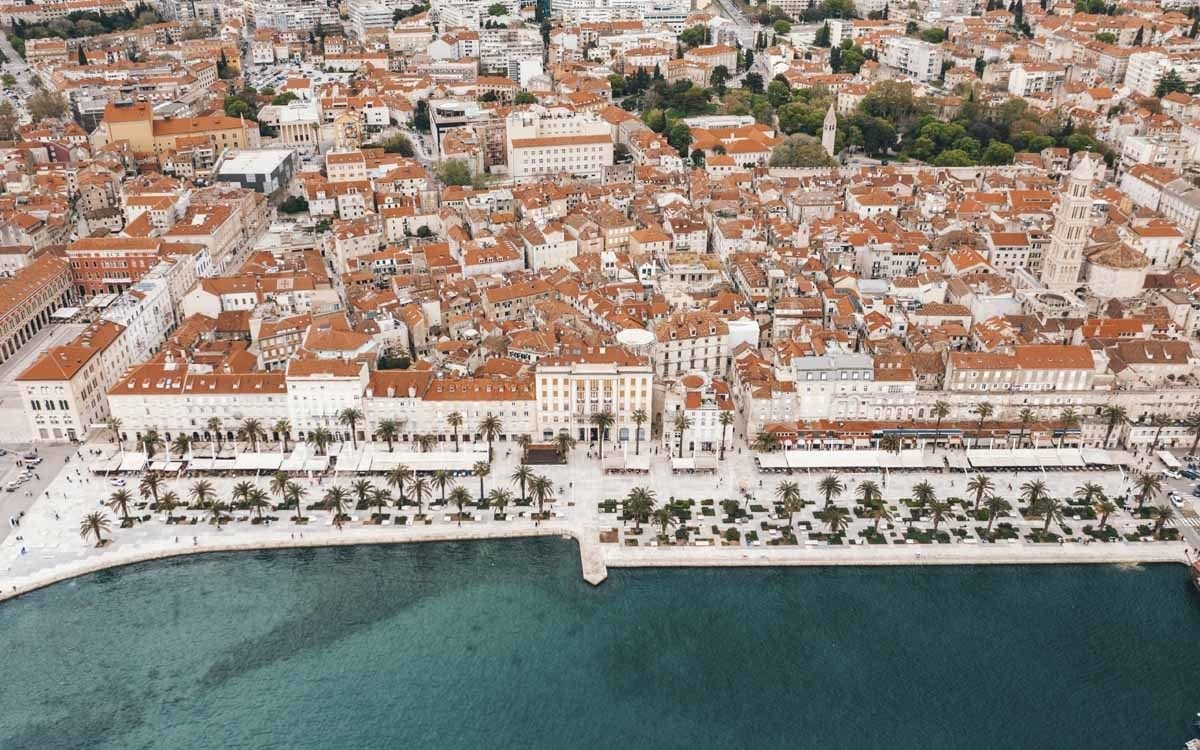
xmin=98 ymin=102 xmax=260 ymax=155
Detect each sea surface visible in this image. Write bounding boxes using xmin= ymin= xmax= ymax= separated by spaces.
xmin=1 ymin=538 xmax=1199 ymax=749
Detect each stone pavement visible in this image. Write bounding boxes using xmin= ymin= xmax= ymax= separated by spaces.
xmin=0 ymin=438 xmax=1190 ymax=600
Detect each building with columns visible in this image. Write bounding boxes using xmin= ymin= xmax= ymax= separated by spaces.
xmin=0 ymin=254 xmax=74 ymax=365
xmin=533 ymin=346 xmax=654 ymax=443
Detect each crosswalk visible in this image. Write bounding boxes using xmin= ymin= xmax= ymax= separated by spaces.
xmin=1180 ymin=516 xmax=1200 ymax=528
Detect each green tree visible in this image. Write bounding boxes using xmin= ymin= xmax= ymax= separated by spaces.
xmin=667 ymin=121 xmax=692 ymax=156
xmin=79 ymin=512 xmax=111 ymax=546
xmin=1156 ymin=69 xmax=1188 ymax=98
xmin=814 ymin=22 xmax=831 ymax=47
xmin=382 ymin=133 xmax=413 ymax=155
xmin=818 ymin=474 xmax=845 ymax=507
xmin=436 ymin=160 xmax=474 ymax=186
xmin=487 ymin=1 xmax=508 ymax=14
xmin=279 ymin=196 xmax=308 ymax=213
xmin=514 ymin=90 xmax=537 ymax=104
xmin=27 ymin=89 xmax=68 ymax=121
xmin=769 ymin=133 xmax=835 ymax=167
xmin=773 ymin=19 xmax=792 ymax=34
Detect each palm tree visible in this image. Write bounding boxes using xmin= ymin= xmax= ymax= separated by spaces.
xmin=207 ymin=417 xmax=223 ymax=455
xmin=1186 ymin=413 xmax=1200 ymax=455
xmin=472 ymin=461 xmax=490 ymax=504
xmin=377 ymin=419 xmax=399 ymax=452
xmin=409 ymin=476 xmax=431 ymax=517
xmin=449 ymin=485 xmax=471 ymax=525
xmin=479 ymin=415 xmax=503 ymax=462
xmin=247 ymin=487 xmax=271 ymax=521
xmin=633 ymin=408 xmax=649 ymax=456
xmin=930 ymin=400 xmax=951 ymax=453
xmin=420 ymin=434 xmax=439 ymax=453
xmin=1095 ymin=498 xmax=1118 ymax=530
xmin=231 ymin=480 xmax=255 ymax=509
xmin=910 ymin=481 xmax=936 ymax=514
xmin=1038 ymin=497 xmax=1065 ymax=534
xmin=718 ymin=411 xmax=735 ymax=459
xmin=1020 ymin=479 xmax=1047 ymax=511
xmin=672 ymin=413 xmax=692 ymax=458
xmin=157 ymin=490 xmax=180 ymax=523
xmin=141 ymin=428 xmax=163 ymax=459
xmin=869 ymin=500 xmax=893 ymax=533
xmin=308 ymin=427 xmax=332 ymax=456
xmin=432 ymin=469 xmax=451 ymax=505
xmin=171 ymin=433 xmax=192 ymax=459
xmin=753 ymin=430 xmax=780 ymax=452
xmin=207 ymin=499 xmax=226 ymax=527
xmin=966 ymin=474 xmax=994 ymax=512
xmin=1058 ymin=407 xmax=1079 ymax=448
xmin=286 ymin=480 xmax=307 ymax=523
xmin=820 ymin=506 xmax=852 ymax=535
xmin=511 ymin=463 xmax=534 ymax=501
xmin=818 ymin=474 xmax=845 ymax=507
xmin=878 ymin=434 xmax=902 ymax=454
xmin=856 ymin=480 xmax=883 ymax=508
xmin=1017 ymin=408 xmax=1034 ymax=448
xmin=1101 ymin=404 xmax=1127 ymax=447
xmin=139 ymin=472 xmax=164 ymax=506
xmin=105 ymin=416 xmax=124 ymax=452
xmin=79 ymin=511 xmax=111 ymax=546
xmin=625 ymin=486 xmax=656 ymax=531
xmin=106 ymin=489 xmax=134 ymax=526
xmin=239 ymin=418 xmax=265 ymax=452
xmin=339 ymin=408 xmax=364 ymax=449
xmin=972 ymin=402 xmax=993 ymax=448
xmin=1134 ymin=471 xmax=1162 ymax=513
xmin=529 ymin=475 xmax=555 ymax=522
xmin=1150 ymin=413 xmax=1172 ymax=451
xmin=591 ymin=410 xmax=615 ymax=459
xmin=447 ymin=411 xmax=464 ymax=452
xmin=1153 ymin=505 xmax=1176 ymax=539
xmin=984 ymin=496 xmax=1011 ymax=536
xmin=351 ymin=478 xmax=373 ymax=510
xmin=775 ymin=481 xmax=802 ymax=524
xmin=270 ymin=471 xmax=289 ymax=507
xmin=928 ymin=500 xmax=952 ymax=533
xmin=515 ymin=434 xmax=532 ymax=463
xmin=487 ymin=488 xmax=513 ymax=516
xmin=324 ymin=486 xmax=349 ymax=529
xmin=189 ymin=479 xmax=216 ymax=509
xmin=652 ymin=506 xmax=676 ymax=537
xmin=553 ymin=433 xmax=576 ymax=459
xmin=1074 ymin=482 xmax=1105 ymax=507
xmin=370 ymin=487 xmax=392 ymax=520
xmin=275 ymin=419 xmax=292 ymax=452
xmin=387 ymin=464 xmax=412 ymax=505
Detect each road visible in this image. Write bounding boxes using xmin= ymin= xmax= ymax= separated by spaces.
xmin=711 ymin=0 xmax=760 ymax=48
xmin=0 ymin=322 xmax=87 ymax=445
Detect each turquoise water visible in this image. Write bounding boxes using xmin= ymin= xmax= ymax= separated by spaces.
xmin=1 ymin=539 xmax=1199 ymax=749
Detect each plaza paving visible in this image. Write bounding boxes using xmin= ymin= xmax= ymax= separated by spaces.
xmin=0 ymin=438 xmax=1193 ymax=599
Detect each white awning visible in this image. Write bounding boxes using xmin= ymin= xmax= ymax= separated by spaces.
xmin=627 ymin=454 xmax=650 ymax=472
xmin=118 ymin=453 xmax=147 ymax=472
xmin=304 ymin=457 xmax=329 ymax=472
xmin=1081 ymin=448 xmax=1134 ymax=466
xmin=756 ymin=453 xmax=789 ymax=469
xmin=281 ymin=448 xmax=309 ymax=472
xmin=233 ymin=453 xmax=282 ymax=471
xmin=671 ymin=457 xmax=696 ymax=470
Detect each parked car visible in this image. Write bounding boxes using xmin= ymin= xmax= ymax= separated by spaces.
xmin=1170 ymin=495 xmax=1185 ymax=508
xmin=1180 ymin=469 xmax=1198 ymax=480
xmin=5 ymin=481 xmax=17 ymax=492
xmin=109 ymin=478 xmax=126 ymax=487
xmin=1163 ymin=470 xmax=1181 ymax=479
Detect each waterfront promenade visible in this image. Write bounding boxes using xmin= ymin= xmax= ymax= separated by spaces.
xmin=0 ymin=439 xmax=1193 ymax=601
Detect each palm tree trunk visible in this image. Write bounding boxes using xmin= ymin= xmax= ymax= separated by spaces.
xmin=1191 ymin=430 xmax=1200 ymax=455
xmin=1099 ymin=512 xmax=1109 ymax=529
xmin=635 ymin=428 xmax=641 ymax=456
xmin=720 ymin=426 xmax=727 ymax=460
xmin=454 ymin=428 xmax=459 ymax=452
xmin=986 ymin=514 xmax=996 ymax=535
xmin=933 ymin=415 xmax=942 ymax=453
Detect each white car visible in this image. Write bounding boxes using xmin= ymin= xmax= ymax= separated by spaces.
xmin=109 ymin=478 xmax=126 ymax=487
xmin=1170 ymin=495 xmax=1184 ymax=508
xmin=1163 ymin=470 xmax=1181 ymax=479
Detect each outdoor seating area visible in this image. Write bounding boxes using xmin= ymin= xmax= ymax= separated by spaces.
xmin=90 ymin=445 xmax=488 ymax=478
xmin=754 ymin=448 xmax=1132 ymax=474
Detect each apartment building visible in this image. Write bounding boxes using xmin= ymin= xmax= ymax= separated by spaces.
xmin=880 ymin=38 xmax=944 ymax=83
xmin=534 ymin=346 xmax=654 ymax=443
xmin=944 ymin=345 xmax=1096 ymax=393
xmin=652 ymin=311 xmax=730 ymax=378
xmin=0 ymin=255 xmax=75 ymax=365
xmin=505 ymin=106 xmax=614 ymax=181
xmin=96 ymin=102 xmax=261 ymax=156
